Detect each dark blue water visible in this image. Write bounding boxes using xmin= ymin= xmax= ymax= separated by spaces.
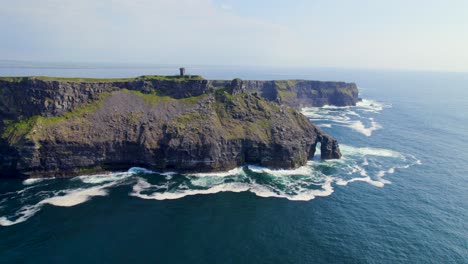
xmin=0 ymin=64 xmax=467 ymax=263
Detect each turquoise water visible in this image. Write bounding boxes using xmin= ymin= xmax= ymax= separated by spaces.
xmin=0 ymin=65 xmax=467 ymax=263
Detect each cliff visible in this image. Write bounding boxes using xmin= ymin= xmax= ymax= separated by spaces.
xmin=0 ymin=76 xmax=344 ymax=178
xmin=211 ymin=79 xmax=359 ymax=108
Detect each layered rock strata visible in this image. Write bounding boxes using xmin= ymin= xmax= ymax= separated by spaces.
xmin=0 ymin=76 xmax=344 ymax=178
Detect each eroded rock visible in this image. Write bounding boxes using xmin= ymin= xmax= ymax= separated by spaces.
xmin=0 ymin=76 xmax=344 ymax=178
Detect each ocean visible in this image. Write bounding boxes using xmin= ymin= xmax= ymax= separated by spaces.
xmin=0 ymin=64 xmax=467 ymax=263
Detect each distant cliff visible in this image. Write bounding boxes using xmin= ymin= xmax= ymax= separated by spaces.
xmin=0 ymin=76 xmax=345 ymax=178
xmin=211 ymin=79 xmax=359 ymax=108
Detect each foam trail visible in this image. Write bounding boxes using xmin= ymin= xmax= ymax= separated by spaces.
xmin=0 ymin=184 xmax=114 ymax=226
xmin=77 ymin=171 xmax=133 ymax=184
xmin=249 ymin=177 xmax=335 ymax=201
xmin=357 ymin=99 xmax=390 ymax=113
xmin=130 ymin=175 xmax=335 ymax=202
xmin=40 ymin=185 xmax=110 ymax=207
xmin=348 ymin=119 xmax=382 ymax=137
xmin=336 ymin=177 xmax=384 ymax=187
xmin=185 ymin=167 xmax=245 ymax=177
xmin=340 ymin=145 xmax=403 ymax=158
xmin=130 ymin=164 xmax=338 ymax=202
xmin=1 ymin=137 xmax=421 ymax=226
xmin=0 ymin=205 xmax=42 ymax=226
xmin=0 ymin=169 xmax=136 ymax=226
xmin=247 ymin=165 xmax=314 ymax=176
xmin=130 ymin=177 xmax=250 ymax=200
xmin=301 ymin=98 xmax=389 ymax=136
xmin=23 ymin=178 xmax=45 ymax=185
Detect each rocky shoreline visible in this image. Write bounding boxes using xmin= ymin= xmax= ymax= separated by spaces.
xmin=0 ymin=75 xmax=356 ymax=178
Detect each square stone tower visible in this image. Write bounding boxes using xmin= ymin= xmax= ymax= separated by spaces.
xmin=179 ymin=68 xmax=186 ymax=77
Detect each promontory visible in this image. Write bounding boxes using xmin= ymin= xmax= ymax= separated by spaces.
xmin=0 ymin=75 xmax=359 ymax=178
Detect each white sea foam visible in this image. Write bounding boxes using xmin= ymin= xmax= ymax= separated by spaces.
xmin=0 ymin=169 xmax=135 ymax=227
xmin=336 ymin=176 xmax=385 ymax=187
xmin=0 ymin=185 xmax=113 ymax=226
xmin=0 ymin=205 xmax=42 ymax=226
xmin=347 ymin=119 xmax=382 ymax=137
xmin=125 ymin=167 xmax=177 ymax=176
xmin=130 ymin=163 xmax=337 ymax=202
xmin=128 ymin=167 xmax=156 ymax=174
xmin=1 ymin=134 xmax=421 ymax=226
xmin=247 ymin=165 xmax=314 ymax=176
xmin=357 ymin=99 xmax=390 ymax=113
xmin=362 ymin=158 xmax=369 ymax=166
xmin=130 ymin=177 xmax=251 ymax=200
xmin=0 ymin=94 xmax=421 ymax=227
xmin=301 ymin=99 xmax=389 ymax=136
xmin=130 ymin=173 xmax=335 ymax=202
xmin=249 ymin=176 xmax=335 ymax=201
xmin=185 ymin=167 xmax=245 ymax=177
xmin=189 ymin=174 xmax=232 ymax=187
xmin=340 ymin=144 xmax=403 ymax=158
xmin=347 ymin=143 xmax=421 ymax=187
xmin=22 ymin=177 xmax=55 ymax=186
xmin=329 ymin=144 xmax=418 ymax=188
xmin=77 ymin=171 xmax=133 ymax=184
xmin=1 ymin=186 xmax=38 ymax=197
xmin=22 ymin=178 xmax=45 ymax=185
xmin=39 ymin=185 xmax=111 ymax=207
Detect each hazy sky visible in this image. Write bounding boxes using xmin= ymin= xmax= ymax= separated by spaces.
xmin=1 ymin=0 xmax=467 ymax=72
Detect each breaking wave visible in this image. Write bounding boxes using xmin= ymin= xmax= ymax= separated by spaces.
xmin=0 ymin=143 xmax=419 ymax=226
xmin=0 ymin=98 xmax=419 ymax=226
xmin=301 ymin=99 xmax=390 ymax=136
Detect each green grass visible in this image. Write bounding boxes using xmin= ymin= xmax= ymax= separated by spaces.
xmin=179 ymin=94 xmax=207 ymax=105
xmin=2 ymin=116 xmax=39 ymax=144
xmin=36 ymin=92 xmax=110 ymax=127
xmin=277 ymin=90 xmax=295 ymax=99
xmin=127 ymin=112 xmax=144 ymax=124
xmin=139 ymin=75 xmax=205 ymax=81
xmin=338 ymin=87 xmax=355 ymax=96
xmin=211 ymin=88 xmax=276 ymax=141
xmin=0 ymin=75 xmax=205 ymax=83
xmin=34 ymin=77 xmax=135 ymax=82
xmin=124 ymin=89 xmax=206 ymax=106
xmin=214 ymin=86 xmax=236 ymax=101
xmin=172 ymin=111 xmax=204 ymax=130
xmin=1 ymin=86 xmax=209 ymax=145
xmin=274 ymin=81 xmax=297 ymax=100
xmin=275 ymin=80 xmax=298 ymax=90
xmin=0 ymin=77 xmax=30 ymax=82
xmin=275 ymin=81 xmax=288 ymax=89
xmin=2 ymin=92 xmax=111 ymax=144
xmin=124 ymin=89 xmax=172 ymax=106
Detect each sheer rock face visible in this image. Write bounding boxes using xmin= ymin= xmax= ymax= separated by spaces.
xmin=213 ymin=79 xmax=359 ymax=109
xmin=0 ymin=76 xmax=345 ymax=178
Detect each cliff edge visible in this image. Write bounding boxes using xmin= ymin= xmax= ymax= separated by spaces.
xmin=0 ymin=76 xmax=345 ymax=178
xmin=212 ymin=78 xmax=359 ymax=108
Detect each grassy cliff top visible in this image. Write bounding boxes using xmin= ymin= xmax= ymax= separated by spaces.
xmin=0 ymin=75 xmax=205 ymax=83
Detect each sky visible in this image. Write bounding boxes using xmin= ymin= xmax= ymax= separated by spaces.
xmin=0 ymin=0 xmax=467 ymax=72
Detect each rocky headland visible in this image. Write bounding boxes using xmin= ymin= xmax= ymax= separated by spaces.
xmin=0 ymin=75 xmax=357 ymax=178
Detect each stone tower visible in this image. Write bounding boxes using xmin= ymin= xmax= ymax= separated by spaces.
xmin=179 ymin=68 xmax=185 ymax=77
